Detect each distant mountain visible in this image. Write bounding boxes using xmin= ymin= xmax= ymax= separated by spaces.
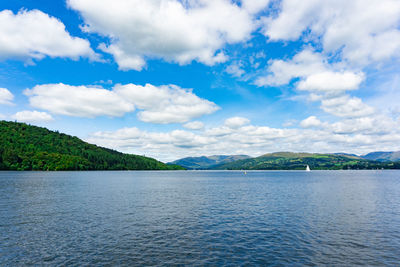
xmin=211 ymin=152 xmax=399 ymax=170
xmin=169 ymin=155 xmax=250 ymax=169
xmin=0 ymin=120 xmax=183 ymax=171
xmin=361 ymin=151 xmax=400 ymax=162
xmin=332 ymin=153 xmax=360 ymax=158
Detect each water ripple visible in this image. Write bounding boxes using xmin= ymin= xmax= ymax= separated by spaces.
xmin=1 ymin=170 xmax=400 ymax=266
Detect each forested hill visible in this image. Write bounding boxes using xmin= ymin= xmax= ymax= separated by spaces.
xmin=0 ymin=120 xmax=183 ymax=171
xmin=212 ymin=152 xmax=400 ymax=170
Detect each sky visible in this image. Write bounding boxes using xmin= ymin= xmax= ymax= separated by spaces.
xmin=1 ymin=0 xmax=400 ymax=162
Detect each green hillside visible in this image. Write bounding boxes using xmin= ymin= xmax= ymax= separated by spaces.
xmin=212 ymin=152 xmax=400 ymax=170
xmin=0 ymin=120 xmax=184 ymax=171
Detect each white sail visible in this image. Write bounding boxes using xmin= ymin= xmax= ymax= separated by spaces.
xmin=306 ymin=165 xmax=310 ymax=171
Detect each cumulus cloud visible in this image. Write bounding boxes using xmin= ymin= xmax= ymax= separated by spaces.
xmin=300 ymin=113 xmax=396 ymax=136
xmin=183 ymin=121 xmax=205 ymax=130
xmin=224 ymin=116 xmax=250 ymax=128
xmin=300 ymin=116 xmax=324 ymax=128
xmin=241 ymin=0 xmax=270 ymax=14
xmin=255 ymin=49 xmax=327 ymax=87
xmin=114 ymin=84 xmax=219 ymax=123
xmin=0 ymin=88 xmax=13 ymax=105
xmin=297 ymin=71 xmax=365 ymax=92
xmin=330 ymin=116 xmax=395 ymax=135
xmin=24 ymin=83 xmax=134 ymax=118
xmin=0 ymin=9 xmax=98 ymax=63
xmin=255 ymin=49 xmax=365 ymax=92
xmin=11 ymin=110 xmax=54 ymax=123
xmin=24 ymin=83 xmax=218 ymax=123
xmin=89 ymin=127 xmax=214 ymax=154
xmin=263 ymin=0 xmax=400 ymax=66
xmin=67 ymin=0 xmax=269 ymax=70
xmin=321 ymin=95 xmax=375 ymax=118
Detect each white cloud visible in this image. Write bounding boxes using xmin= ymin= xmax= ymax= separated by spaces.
xmin=183 ymin=121 xmax=204 ymax=130
xmin=24 ymin=83 xmax=134 ymax=118
xmin=67 ymin=0 xmax=268 ymax=70
xmin=0 ymin=88 xmax=13 ymax=105
xmin=300 ymin=113 xmax=398 ymax=136
xmin=225 ymin=61 xmax=245 ymax=77
xmin=300 ymin=116 xmax=323 ymax=128
xmin=330 ymin=116 xmax=395 ymax=135
xmin=11 ymin=110 xmax=54 ymax=123
xmin=241 ymin=0 xmax=270 ymax=14
xmin=263 ymin=0 xmax=400 ymax=66
xmin=299 ymin=115 xmax=391 ymax=135
xmin=0 ymin=9 xmax=98 ymax=63
xmin=88 ymin=127 xmax=215 ymax=158
xmin=255 ymin=49 xmax=327 ymax=87
xmin=263 ymin=0 xmax=319 ymax=41
xmin=205 ymin=125 xmax=235 ymax=137
xmin=114 ymin=83 xmax=219 ymax=123
xmin=24 ymin=83 xmax=218 ymax=123
xmin=224 ymin=116 xmax=250 ymax=128
xmin=256 ymin=49 xmax=365 ymax=92
xmin=297 ymin=71 xmax=365 ymax=92
xmin=321 ymin=95 xmax=375 ymax=118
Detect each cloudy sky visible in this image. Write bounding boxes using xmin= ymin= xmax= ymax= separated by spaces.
xmin=1 ymin=0 xmax=400 ymax=162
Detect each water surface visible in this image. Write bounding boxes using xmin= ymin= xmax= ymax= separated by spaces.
xmin=1 ymin=170 xmax=400 ymax=265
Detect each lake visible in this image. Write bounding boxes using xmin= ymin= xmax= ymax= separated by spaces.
xmin=1 ymin=170 xmax=400 ymax=266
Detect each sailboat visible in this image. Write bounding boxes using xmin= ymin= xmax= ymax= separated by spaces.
xmin=306 ymin=165 xmax=311 ymax=172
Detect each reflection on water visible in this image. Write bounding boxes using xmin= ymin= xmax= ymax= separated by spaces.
xmin=1 ymin=170 xmax=400 ymax=265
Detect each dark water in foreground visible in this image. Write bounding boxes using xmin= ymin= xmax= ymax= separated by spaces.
xmin=1 ymin=170 xmax=400 ymax=266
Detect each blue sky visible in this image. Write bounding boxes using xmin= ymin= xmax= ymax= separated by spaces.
xmin=1 ymin=0 xmax=400 ymax=161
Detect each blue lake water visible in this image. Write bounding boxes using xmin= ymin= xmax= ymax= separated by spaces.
xmin=1 ymin=170 xmax=400 ymax=266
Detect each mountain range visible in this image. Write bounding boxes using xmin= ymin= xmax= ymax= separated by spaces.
xmin=170 ymin=152 xmax=400 ymax=170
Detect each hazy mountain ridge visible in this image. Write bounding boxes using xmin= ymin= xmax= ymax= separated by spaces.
xmin=0 ymin=120 xmax=183 ymax=171
xmin=361 ymin=151 xmax=400 ymax=162
xmin=169 ymin=155 xmax=250 ymax=169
